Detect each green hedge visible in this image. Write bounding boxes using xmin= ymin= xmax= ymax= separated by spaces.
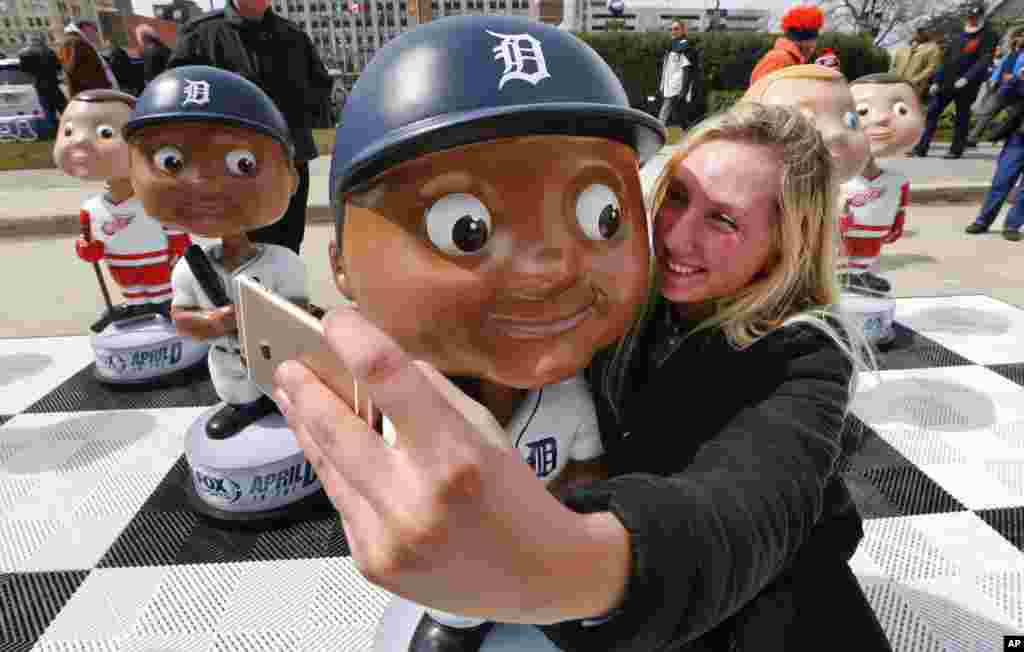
xmin=575 ymin=30 xmax=891 ymax=113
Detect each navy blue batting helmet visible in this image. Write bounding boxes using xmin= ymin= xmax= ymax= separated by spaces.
xmin=123 ymin=65 xmax=294 ymax=159
xmin=330 ymin=15 xmax=665 ymax=201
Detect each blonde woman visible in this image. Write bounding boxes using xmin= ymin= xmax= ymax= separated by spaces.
xmin=272 ymin=102 xmax=888 ymax=651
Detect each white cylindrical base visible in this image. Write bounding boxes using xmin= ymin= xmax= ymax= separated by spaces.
xmin=184 ymin=405 xmax=322 ymax=513
xmin=91 ymin=315 xmax=208 ymax=383
xmin=840 ymin=293 xmax=896 ymax=346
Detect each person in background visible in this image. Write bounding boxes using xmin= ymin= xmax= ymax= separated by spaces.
xmin=908 ymin=5 xmax=998 ymax=159
xmin=815 ymin=47 xmax=840 ymax=70
xmin=657 ymin=20 xmax=699 ymax=129
xmin=890 ymin=27 xmax=944 ymax=101
xmin=103 ymin=41 xmax=143 ymax=96
xmin=167 ymin=0 xmax=333 ymax=255
xmin=750 ymin=4 xmax=824 ymax=85
xmin=136 ymin=23 xmax=172 ymax=85
xmin=18 ymin=34 xmax=67 ymax=128
xmin=968 ymin=33 xmax=1024 ymax=147
xmin=58 ymin=20 xmax=118 ymax=97
xmin=965 ymin=59 xmax=1024 ymax=242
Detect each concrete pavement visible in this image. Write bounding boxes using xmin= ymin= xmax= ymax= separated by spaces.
xmin=1 ymin=138 xmax=1020 ymax=338
xmin=2 ymin=201 xmax=1019 ymax=339
xmin=0 ymin=141 xmax=1007 ymax=238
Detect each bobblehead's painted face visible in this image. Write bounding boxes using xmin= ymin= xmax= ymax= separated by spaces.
xmin=655 ymin=140 xmax=781 ymax=305
xmin=759 ymin=76 xmax=870 ymax=183
xmin=852 ymin=82 xmax=925 ymax=159
xmin=129 ymin=123 xmax=297 ymax=238
xmin=53 ymin=100 xmax=132 ymax=181
xmin=335 ymin=136 xmax=650 ymax=389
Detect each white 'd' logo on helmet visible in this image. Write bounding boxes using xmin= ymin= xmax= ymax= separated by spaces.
xmin=182 ymin=79 xmax=212 ymax=106
xmin=487 ymin=31 xmax=551 ymax=90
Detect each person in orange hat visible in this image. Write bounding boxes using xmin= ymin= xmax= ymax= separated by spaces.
xmin=750 ymin=4 xmax=825 ymax=85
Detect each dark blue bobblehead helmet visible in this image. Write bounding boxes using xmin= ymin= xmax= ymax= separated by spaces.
xmin=123 ymin=65 xmax=294 ymax=159
xmin=330 ymin=15 xmax=665 ymax=203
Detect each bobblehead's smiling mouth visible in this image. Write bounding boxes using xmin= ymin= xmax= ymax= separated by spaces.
xmin=487 ymin=291 xmax=599 ymax=340
xmin=865 ymin=127 xmax=895 ymax=141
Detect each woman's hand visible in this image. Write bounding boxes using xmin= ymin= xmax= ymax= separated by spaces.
xmin=271 ymin=306 xmax=631 ymax=624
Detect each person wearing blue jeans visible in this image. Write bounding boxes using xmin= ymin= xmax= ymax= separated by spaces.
xmin=967 ymin=130 xmax=1024 ymax=240
xmin=908 ymin=6 xmax=998 ymax=160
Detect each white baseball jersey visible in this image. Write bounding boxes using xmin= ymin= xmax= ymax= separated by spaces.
xmin=384 ymin=372 xmax=604 ymax=485
xmin=840 ymin=170 xmax=909 ymax=239
xmin=171 ymin=243 xmax=307 ymax=353
xmin=82 ymin=195 xmax=186 ymax=270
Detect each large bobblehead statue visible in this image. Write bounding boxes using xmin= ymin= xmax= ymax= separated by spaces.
xmin=743 ymin=64 xmax=871 ymax=186
xmin=840 ymin=73 xmax=925 ymax=295
xmin=327 ymin=15 xmax=663 ymax=652
xmin=55 ymin=90 xmax=192 ymax=333
xmin=122 ymin=67 xmax=315 ymax=516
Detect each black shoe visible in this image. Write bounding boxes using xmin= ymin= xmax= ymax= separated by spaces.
xmin=943 ymin=152 xmax=962 ymax=159
xmin=90 ymin=304 xmax=131 ymax=333
xmin=205 ymin=396 xmax=278 ymax=440
xmin=965 ymin=223 xmax=989 ymax=234
xmin=838 ymin=272 xmax=883 ymax=296
xmin=409 ymin=614 xmax=494 ymax=652
xmin=965 ymin=140 xmax=979 ymax=149
xmin=1005 ymin=229 xmax=1022 ymax=241
xmin=861 ymin=272 xmax=891 ymax=294
xmin=906 ymin=148 xmax=927 ymax=157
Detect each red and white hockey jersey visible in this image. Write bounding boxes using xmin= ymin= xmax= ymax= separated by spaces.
xmin=81 ymin=195 xmax=190 ymax=271
xmin=840 ymin=170 xmax=909 ymax=239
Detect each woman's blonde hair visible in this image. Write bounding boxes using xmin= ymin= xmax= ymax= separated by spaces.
xmin=601 ymin=101 xmax=873 ymax=415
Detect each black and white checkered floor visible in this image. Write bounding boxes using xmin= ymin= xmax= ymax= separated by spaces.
xmin=3 ymin=293 xmax=1024 ymax=652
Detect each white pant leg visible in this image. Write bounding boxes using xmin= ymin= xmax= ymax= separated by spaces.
xmin=208 ymin=345 xmax=263 ymax=405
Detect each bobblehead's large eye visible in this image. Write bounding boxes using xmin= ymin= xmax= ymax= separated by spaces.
xmin=95 ymin=124 xmax=115 ymax=139
xmin=153 ymin=145 xmax=185 ymax=174
xmin=425 ymin=193 xmax=492 ymax=255
xmin=855 ymin=102 xmax=870 ymax=117
xmin=62 ymin=122 xmax=73 ymax=138
xmin=843 ymin=111 xmax=860 ymax=129
xmin=576 ymin=183 xmax=621 ymax=241
xmin=226 ymin=149 xmax=258 ymax=176
xmin=893 ymin=101 xmax=910 ymax=116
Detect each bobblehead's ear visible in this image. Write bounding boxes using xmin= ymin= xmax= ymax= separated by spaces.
xmin=287 ymin=159 xmax=299 ymax=197
xmin=328 ymin=239 xmax=353 ymax=299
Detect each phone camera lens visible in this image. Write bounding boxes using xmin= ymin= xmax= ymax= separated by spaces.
xmin=260 ymin=343 xmax=272 ymax=360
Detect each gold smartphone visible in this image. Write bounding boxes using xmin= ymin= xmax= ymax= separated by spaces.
xmin=236 ymin=275 xmax=381 ymax=431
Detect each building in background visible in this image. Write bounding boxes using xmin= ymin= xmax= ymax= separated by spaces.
xmin=273 ymin=0 xmax=531 ymax=72
xmin=279 ymin=0 xmax=768 ymax=74
xmin=0 ymin=0 xmax=54 ymax=53
xmin=561 ymin=1 xmax=768 ymax=33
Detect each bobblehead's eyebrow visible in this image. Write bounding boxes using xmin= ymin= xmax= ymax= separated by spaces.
xmin=419 ymin=170 xmax=475 ymax=197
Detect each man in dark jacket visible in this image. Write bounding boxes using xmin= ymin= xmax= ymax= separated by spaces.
xmin=104 ymin=43 xmax=144 ymax=96
xmin=909 ymin=5 xmax=999 ymax=159
xmin=18 ymin=35 xmax=66 ymax=128
xmin=167 ymin=0 xmax=332 ymax=254
xmin=136 ymin=23 xmax=172 ymax=85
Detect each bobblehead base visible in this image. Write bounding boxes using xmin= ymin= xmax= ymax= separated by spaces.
xmin=374 ymin=596 xmax=561 ymax=652
xmin=839 ymin=292 xmax=895 ymax=347
xmin=91 ymin=313 xmax=209 ymax=384
xmin=183 ymin=406 xmax=328 ymax=523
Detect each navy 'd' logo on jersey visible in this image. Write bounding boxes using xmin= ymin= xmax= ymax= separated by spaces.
xmin=525 ymin=437 xmax=557 ymax=478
